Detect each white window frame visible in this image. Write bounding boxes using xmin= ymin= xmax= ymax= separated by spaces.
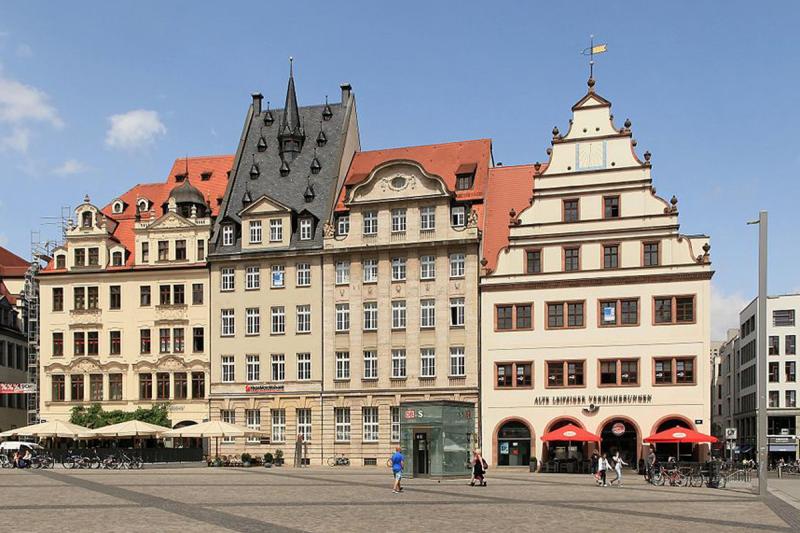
xmin=245 ymin=409 xmax=261 ymax=443
xmin=221 ymin=355 xmax=235 ymax=383
xmin=391 ymin=208 xmax=407 ymax=233
xmin=450 ymin=297 xmax=465 ymax=327
xmin=391 ymin=257 xmax=406 ymax=281
xmin=296 ymin=304 xmax=311 ymax=333
xmin=269 ymin=219 xmax=283 ymax=242
xmin=271 ymin=265 xmax=285 ymax=288
xmin=222 ymin=225 xmax=234 ymax=246
xmin=221 ymin=410 xmax=235 ymax=443
xmin=246 ymin=354 xmax=260 ymax=382
xmin=391 ymin=407 xmax=400 ymax=442
xmin=297 ymin=408 xmax=311 ymax=441
xmin=299 ymin=218 xmax=313 ymax=241
xmin=449 ymin=346 xmax=466 ymax=377
xmin=420 ymin=299 xmax=436 ymax=328
xmin=245 ymin=307 xmax=261 ymax=336
xmin=391 ymin=300 xmax=406 ymax=330
xmin=363 ymin=211 xmax=378 ymax=235
xmin=271 ymin=306 xmax=285 ymax=335
xmin=363 ymin=350 xmax=377 ymax=380
xmin=449 ymin=253 xmax=465 ymax=278
xmin=271 ymin=353 xmax=285 ymax=381
xmin=245 ymin=266 xmax=261 ymax=290
xmin=335 ymin=407 xmax=351 ymax=442
xmin=249 ymin=220 xmax=262 ymax=244
xmin=391 ymin=349 xmax=406 ymax=379
xmin=337 ymin=215 xmax=350 ymax=236
xmin=221 ymin=268 xmax=235 ymax=292
xmin=420 ymin=255 xmax=436 ymax=280
xmin=362 ymin=259 xmax=378 ymax=283
xmin=362 ymin=407 xmax=379 ymax=442
xmin=420 ymin=206 xmax=436 ymax=231
xmin=296 ymin=263 xmax=311 ymax=287
xmin=221 ymin=309 xmax=235 ymax=337
xmin=297 ymin=352 xmax=311 ymax=381
xmin=421 ymin=347 xmax=436 ymax=378
xmin=451 ymin=206 xmax=466 ymax=227
xmin=363 ymin=302 xmax=378 ymax=331
xmin=335 ymin=351 xmax=350 ymax=380
xmin=335 ymin=261 xmax=350 ymax=285
xmin=335 ymin=303 xmax=350 ymax=332
xmin=271 ymin=409 xmax=286 ymax=443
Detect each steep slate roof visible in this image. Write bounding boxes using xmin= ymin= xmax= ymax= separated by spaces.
xmin=481 ymin=164 xmax=539 ymax=272
xmin=336 ymin=139 xmax=492 ymax=225
xmin=212 ymin=80 xmax=349 ymax=254
xmin=0 ymin=246 xmax=28 ymax=278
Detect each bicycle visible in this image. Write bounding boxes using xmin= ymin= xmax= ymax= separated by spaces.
xmin=30 ymin=453 xmax=55 ymax=470
xmin=327 ymin=454 xmax=350 ymax=467
xmin=657 ymin=465 xmax=686 ymax=486
xmin=0 ymin=454 xmax=12 ymax=468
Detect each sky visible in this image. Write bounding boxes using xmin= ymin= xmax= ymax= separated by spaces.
xmin=0 ymin=1 xmax=797 ymax=338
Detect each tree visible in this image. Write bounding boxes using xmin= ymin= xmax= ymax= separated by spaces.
xmin=70 ymin=403 xmax=172 ymax=429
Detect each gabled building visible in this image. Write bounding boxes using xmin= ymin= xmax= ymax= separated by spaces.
xmin=37 ymin=155 xmax=232 ymax=427
xmin=208 ymin=64 xmax=360 ymax=463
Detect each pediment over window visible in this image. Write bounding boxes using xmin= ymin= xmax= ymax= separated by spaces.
xmin=238 ymin=195 xmax=293 ymax=217
xmin=346 ymin=160 xmax=450 ymax=207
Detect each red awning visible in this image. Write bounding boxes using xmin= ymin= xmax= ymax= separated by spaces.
xmin=643 ymin=426 xmax=718 ymax=444
xmin=540 ymin=424 xmax=601 ymax=442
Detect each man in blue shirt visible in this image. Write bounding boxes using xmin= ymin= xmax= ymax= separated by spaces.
xmin=391 ymin=446 xmax=404 ymax=493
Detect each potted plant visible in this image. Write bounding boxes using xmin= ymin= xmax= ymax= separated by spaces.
xmin=274 ymin=449 xmax=284 ymax=466
xmin=241 ymin=453 xmax=252 ymax=467
xmin=263 ymin=452 xmax=274 ymax=468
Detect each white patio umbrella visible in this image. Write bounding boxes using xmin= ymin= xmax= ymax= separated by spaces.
xmin=0 ymin=420 xmax=93 ymax=439
xmin=90 ymin=420 xmax=171 ymax=438
xmin=162 ymin=420 xmax=264 ymax=458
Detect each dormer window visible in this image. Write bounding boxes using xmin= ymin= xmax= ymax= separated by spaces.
xmin=299 ymin=218 xmax=313 ymax=241
xmin=112 ymin=201 xmax=124 ymax=214
xmin=81 ymin=212 xmax=93 ymax=228
xmin=112 ymin=251 xmax=123 ymax=267
xmin=456 ymin=173 xmax=474 ymax=190
xmin=137 ymin=199 xmax=149 ymax=212
xmin=201 ymin=172 xmax=212 ymax=181
xmin=222 ymin=225 xmax=235 ymax=246
xmin=175 ymin=173 xmax=187 ymax=182
xmin=56 ymin=255 xmax=66 ymax=269
xmin=269 ymin=219 xmax=283 ymax=242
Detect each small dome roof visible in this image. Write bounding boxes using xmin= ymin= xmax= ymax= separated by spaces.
xmin=168 ymin=180 xmax=205 ymax=206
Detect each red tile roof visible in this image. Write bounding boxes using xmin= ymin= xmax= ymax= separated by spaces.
xmin=0 ymin=279 xmax=17 ymax=305
xmin=0 ymin=246 xmax=28 ymax=278
xmin=481 ymin=164 xmax=539 ymax=273
xmin=335 ymin=139 xmax=492 ymax=216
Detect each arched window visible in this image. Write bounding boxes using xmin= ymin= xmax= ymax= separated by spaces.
xmin=112 ymin=201 xmax=124 ymax=214
xmin=497 ymin=420 xmax=531 ymax=466
xmin=137 ymin=199 xmax=149 ymax=212
xmin=81 ymin=211 xmax=93 ymax=228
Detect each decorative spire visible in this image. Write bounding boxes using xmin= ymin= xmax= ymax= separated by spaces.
xmin=263 ymin=101 xmax=274 ymax=126
xmin=310 ymin=149 xmax=321 ymax=174
xmin=249 ymin=155 xmax=260 ymax=179
xmin=316 ymin=122 xmax=327 ymax=147
xmin=304 ymin=177 xmax=315 ymax=203
xmin=257 ymin=128 xmax=267 ymax=152
xmin=278 ymin=56 xmax=305 ymax=161
xmin=280 ymin=159 xmax=290 ymax=176
xmin=322 ymin=95 xmax=333 ymax=121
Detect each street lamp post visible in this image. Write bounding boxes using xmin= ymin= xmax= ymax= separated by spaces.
xmin=748 ymin=211 xmax=768 ymax=497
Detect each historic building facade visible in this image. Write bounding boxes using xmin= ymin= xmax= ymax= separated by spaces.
xmin=480 ymin=78 xmax=713 ymax=467
xmin=320 ymin=141 xmax=487 ymax=468
xmin=0 ymin=291 xmax=28 ymax=432
xmin=37 ymin=156 xmax=232 ymax=427
xmin=208 ymin=67 xmax=360 ymax=463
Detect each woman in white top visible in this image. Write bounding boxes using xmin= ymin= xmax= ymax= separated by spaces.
xmin=597 ymin=454 xmax=609 ymax=486
xmin=611 ymin=451 xmax=628 ymax=486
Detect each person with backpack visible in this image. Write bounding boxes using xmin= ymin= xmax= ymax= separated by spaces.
xmin=470 ymin=449 xmax=488 ymax=486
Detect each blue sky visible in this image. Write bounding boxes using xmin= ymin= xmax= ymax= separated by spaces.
xmin=0 ymin=1 xmax=797 ymax=337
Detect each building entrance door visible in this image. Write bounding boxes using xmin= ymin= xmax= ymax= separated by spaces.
xmin=414 ymin=430 xmax=430 ymax=476
xmin=600 ymin=419 xmax=639 ymax=465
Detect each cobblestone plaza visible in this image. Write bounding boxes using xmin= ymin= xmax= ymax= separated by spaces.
xmin=2 ymin=467 xmax=799 ymax=532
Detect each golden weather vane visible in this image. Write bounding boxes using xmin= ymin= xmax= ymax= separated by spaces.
xmin=581 ymin=35 xmax=608 ymax=80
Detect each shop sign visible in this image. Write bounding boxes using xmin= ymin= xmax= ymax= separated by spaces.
xmin=532 ymin=394 xmax=652 ymax=406
xmin=0 ymin=383 xmax=35 ymax=394
xmin=611 ymin=422 xmax=626 ymax=436
xmin=245 ymin=383 xmax=285 ymax=394
xmin=404 ymin=408 xmax=423 ymax=420
xmin=725 ymin=428 xmax=737 ymax=440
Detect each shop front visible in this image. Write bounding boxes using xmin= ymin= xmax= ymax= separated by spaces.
xmin=399 ymin=401 xmax=475 ymax=478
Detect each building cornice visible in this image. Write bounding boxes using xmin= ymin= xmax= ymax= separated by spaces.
xmin=480 ymin=270 xmax=714 ymax=292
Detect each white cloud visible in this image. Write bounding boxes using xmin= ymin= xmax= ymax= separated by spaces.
xmin=52 ymin=158 xmax=88 ymax=176
xmin=0 ymin=126 xmax=30 ymax=153
xmin=0 ymin=75 xmax=62 ymax=127
xmin=105 ymin=109 xmax=165 ymax=150
xmin=15 ymin=43 xmax=32 ymax=58
xmin=711 ymin=283 xmax=749 ymax=341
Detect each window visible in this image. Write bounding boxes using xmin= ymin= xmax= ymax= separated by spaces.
xmin=456 ymin=172 xmax=474 ymax=190
xmin=450 ymin=298 xmax=465 ymax=327
xmin=599 ymin=359 xmax=639 ymax=386
xmin=221 ymin=410 xmax=236 ymax=443
xmin=363 ymin=350 xmax=377 ymax=379
xmin=335 ymin=304 xmax=350 ymax=332
xmin=773 ymin=310 xmax=796 ymax=327
xmin=245 ymin=409 xmax=261 ymax=443
xmin=271 ymin=306 xmax=285 ymax=334
xmin=391 ymin=257 xmax=406 ymax=281
xmin=159 ymin=285 xmax=171 ymax=305
xmin=603 ymin=244 xmax=619 ymax=269
xmin=221 ymin=268 xmax=235 ymax=291
xmin=391 ymin=349 xmax=406 ymax=378
xmin=158 ymin=241 xmax=169 ymax=261
xmin=221 ymin=355 xmax=235 ymax=383
xmin=193 ymin=327 xmax=204 ymax=353
xmin=141 ymin=242 xmax=149 ymax=263
xmin=87 ymin=332 xmax=98 ymax=355
xmin=68 ymin=374 xmax=84 ymax=401
xmin=296 ymin=305 xmax=311 ymax=333
xmin=271 ymin=409 xmax=286 ymax=443
xmin=296 ymin=263 xmax=311 ymax=287
xmin=109 ymin=331 xmax=121 ymax=355
xmin=221 ymin=309 xmax=235 ymax=336
xmin=335 ymin=261 xmax=350 ymax=285
xmin=336 ymin=215 xmax=350 ymax=236
xmin=52 ymin=332 xmax=63 ymax=356
xmin=269 ymin=219 xmax=283 ymax=242
xmin=249 ymin=220 xmax=262 ymax=244
xmin=363 ymin=302 xmax=378 ymax=331
xmin=56 ymin=255 xmax=66 ymax=269
xmin=52 ymin=375 xmax=65 ymax=401
xmin=73 ymin=332 xmax=85 ymax=356
xmin=87 ymin=287 xmax=98 ymax=309
xmin=564 ymin=247 xmax=580 ymax=272
xmin=599 ymin=298 xmax=639 ymax=326
xmin=156 ymin=373 xmax=170 ymax=400
xmin=175 ymin=329 xmax=185 ymax=353
xmin=297 ymin=408 xmax=311 ymax=441
xmin=496 ymin=362 xmax=532 ymax=388
xmin=769 ymin=361 xmax=779 ymax=382
xmin=140 ymin=329 xmax=151 ymax=354
xmin=420 ymin=206 xmax=435 ymax=231
xmin=787 ymin=390 xmax=797 ymax=408
xmin=449 ymin=253 xmax=465 ymax=278
xmin=563 ymin=199 xmax=579 ymax=222
xmin=246 ymin=354 xmax=260 ymax=382
xmin=604 ymin=196 xmax=620 ymax=218
xmin=420 ymin=255 xmax=435 ymax=280
xmin=335 ymin=351 xmax=350 ymax=380
xmin=391 ymin=407 xmax=400 ymax=442
xmin=53 ymin=288 xmax=64 ymax=311
xmin=769 ymin=336 xmax=780 ymax=355
xmin=297 ymin=353 xmax=311 ymax=381
xmin=654 ymin=357 xmax=695 ymax=384
xmin=173 ymin=284 xmax=185 ymax=305
xmin=88 ymin=248 xmax=99 ymax=266
xmin=159 ymin=328 xmax=171 ymax=353
xmin=192 ymin=283 xmax=203 ymax=305
xmin=73 ymin=287 xmax=86 ymax=310
xmin=246 ymin=307 xmax=260 ymax=336
xmin=450 ymin=347 xmax=465 ymax=377
xmin=420 ymin=348 xmax=436 ymax=378
xmin=246 ymin=266 xmax=261 ymax=290
xmin=451 ymin=206 xmax=466 ymax=227
xmin=140 ymin=286 xmax=151 ymax=307
xmin=271 ymin=354 xmax=285 ymax=381
xmin=363 ymin=407 xmax=379 ymax=442
xmin=109 ymin=374 xmax=122 ymax=401
xmin=363 ymin=211 xmax=378 ymax=235
xmin=526 ymin=250 xmax=541 ymax=274
xmin=335 ymin=408 xmax=351 ymax=441
xmin=769 ymin=391 xmax=779 ymax=408
xmin=222 ymin=225 xmax=234 ymax=246
xmin=547 ymin=301 xmax=584 ymax=329
xmin=112 ymin=251 xmax=123 ymax=266
xmin=175 ymin=239 xmax=187 ymax=260
xmin=785 ymin=361 xmax=796 ymax=382
xmin=139 ymin=373 xmax=152 ymax=400
xmin=361 ymin=259 xmax=378 ymax=283
xmin=299 ymin=218 xmax=313 ymax=240
xmin=654 ymin=296 xmax=695 ymax=324
xmin=495 ymin=303 xmax=532 ymax=331
xmin=547 ymin=360 xmax=584 ymax=387
xmin=197 ymin=240 xmax=205 ymax=261
xmin=391 ymin=300 xmax=406 ymax=329
xmin=643 ymin=242 xmax=660 ymax=266
xmin=787 ymin=335 xmax=797 ymax=355
xmin=191 ymin=372 xmax=205 ymax=399
xmin=74 ymin=248 xmax=86 ymax=267
xmin=420 ymin=299 xmax=436 ymax=328
xmin=391 ymin=208 xmax=407 ymax=233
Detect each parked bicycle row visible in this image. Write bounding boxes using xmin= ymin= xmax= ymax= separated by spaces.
xmin=1 ymin=447 xmax=143 ymax=470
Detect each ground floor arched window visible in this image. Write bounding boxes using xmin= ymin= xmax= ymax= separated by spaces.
xmin=497 ymin=420 xmax=531 ymax=466
xmin=600 ymin=419 xmax=639 ymax=465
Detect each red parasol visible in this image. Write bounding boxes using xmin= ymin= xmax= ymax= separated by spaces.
xmin=643 ymin=426 xmax=718 ymax=444
xmin=540 ymin=424 xmax=601 ymax=442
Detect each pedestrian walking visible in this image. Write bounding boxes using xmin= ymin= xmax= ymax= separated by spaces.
xmin=597 ymin=453 xmax=610 ymax=486
xmin=610 ymin=451 xmax=628 ymax=486
xmin=391 ymin=446 xmax=404 ymax=494
xmin=590 ymin=450 xmax=600 ymax=485
xmin=470 ymin=449 xmax=488 ymax=487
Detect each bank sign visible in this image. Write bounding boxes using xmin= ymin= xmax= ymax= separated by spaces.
xmin=244 ymin=384 xmax=285 ymax=394
xmin=0 ymin=383 xmax=35 ymax=394
xmin=404 ymin=408 xmax=473 ymax=421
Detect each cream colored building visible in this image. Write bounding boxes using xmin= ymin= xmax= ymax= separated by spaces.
xmin=480 ymin=79 xmax=713 ymax=468
xmin=37 ymin=156 xmax=232 ymax=427
xmin=320 ymin=140 xmax=488 ymax=467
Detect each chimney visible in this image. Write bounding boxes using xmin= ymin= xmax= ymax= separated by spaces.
xmin=340 ymin=83 xmax=352 ymax=103
xmin=251 ymin=92 xmax=263 ymax=115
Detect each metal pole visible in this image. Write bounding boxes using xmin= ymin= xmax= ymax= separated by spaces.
xmin=749 ymin=211 xmax=768 ymax=497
